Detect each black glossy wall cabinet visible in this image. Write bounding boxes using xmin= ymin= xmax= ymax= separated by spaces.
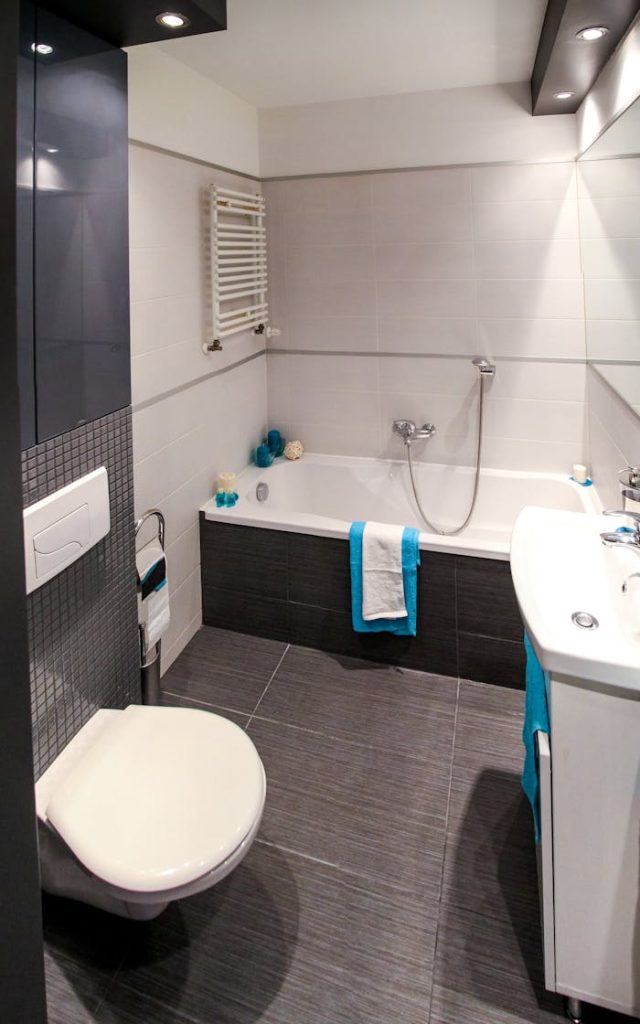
xmin=19 ymin=4 xmax=130 ymax=447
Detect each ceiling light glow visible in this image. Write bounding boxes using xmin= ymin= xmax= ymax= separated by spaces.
xmin=554 ymin=91 xmax=575 ymax=100
xmin=576 ymin=26 xmax=609 ymax=42
xmin=31 ymin=42 xmax=53 ymax=55
xmin=155 ymin=12 xmax=190 ymax=29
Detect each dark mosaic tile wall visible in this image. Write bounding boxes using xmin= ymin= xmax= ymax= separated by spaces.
xmin=22 ymin=408 xmax=140 ymax=779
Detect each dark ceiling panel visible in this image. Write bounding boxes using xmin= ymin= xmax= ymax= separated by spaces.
xmin=532 ymin=0 xmax=640 ymax=115
xmin=37 ymin=0 xmax=226 ymax=48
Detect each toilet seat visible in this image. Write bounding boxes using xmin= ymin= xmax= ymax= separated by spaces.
xmin=36 ymin=705 xmax=266 ymax=895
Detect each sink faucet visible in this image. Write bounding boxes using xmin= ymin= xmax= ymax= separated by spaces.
xmin=600 ymin=510 xmax=640 ymax=548
xmin=392 ymin=419 xmax=437 ymax=445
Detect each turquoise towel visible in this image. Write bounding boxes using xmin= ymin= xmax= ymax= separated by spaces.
xmin=522 ymin=632 xmax=550 ymax=843
xmin=349 ymin=522 xmax=420 ymax=635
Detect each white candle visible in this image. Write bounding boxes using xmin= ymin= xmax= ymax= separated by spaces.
xmin=573 ymin=464 xmax=588 ymax=484
xmin=218 ymin=472 xmax=237 ymax=494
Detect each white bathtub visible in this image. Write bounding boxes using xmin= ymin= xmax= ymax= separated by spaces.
xmin=201 ymin=453 xmax=602 ymax=560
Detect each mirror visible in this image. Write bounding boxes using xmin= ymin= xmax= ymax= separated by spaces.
xmin=578 ymin=94 xmax=640 ymax=417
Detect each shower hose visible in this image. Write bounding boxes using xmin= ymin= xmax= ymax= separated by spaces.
xmin=406 ymin=372 xmax=489 ymax=537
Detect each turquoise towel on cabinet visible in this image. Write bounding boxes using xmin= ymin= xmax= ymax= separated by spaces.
xmin=521 ymin=632 xmax=550 ymax=843
xmin=349 ymin=521 xmax=420 ymax=636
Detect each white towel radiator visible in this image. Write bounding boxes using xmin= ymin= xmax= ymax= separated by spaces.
xmin=206 ymin=185 xmax=269 ymax=352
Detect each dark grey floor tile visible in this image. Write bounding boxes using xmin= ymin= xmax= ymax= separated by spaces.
xmin=43 ymin=893 xmax=132 ymax=1023
xmin=95 ymin=986 xmax=197 ymax=1024
xmin=160 ymin=691 xmax=251 ymax=729
xmin=459 ymin=678 xmax=525 ymax=722
xmin=454 ymin=679 xmax=525 ymax=775
xmin=259 ymin=645 xmax=457 ymax=760
xmin=442 ymin=769 xmax=539 ymax=923
xmin=248 ymin=716 xmax=448 ymax=897
xmin=106 ymin=840 xmax=436 ymax=1024
xmin=429 ymin=903 xmax=564 ymax=1024
xmin=45 ymin=949 xmax=99 ymax=1024
xmin=160 ymin=626 xmax=286 ymax=714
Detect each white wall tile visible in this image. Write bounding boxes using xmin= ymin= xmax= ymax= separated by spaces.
xmin=378 ymin=317 xmax=478 ymax=355
xmin=578 ymin=195 xmax=640 ymax=238
xmin=586 ymin=320 xmax=640 ymax=361
xmin=375 ymin=243 xmax=474 ymax=281
xmin=581 ymin=238 xmax=640 ymax=279
xmin=472 ymin=199 xmax=579 ymax=242
xmin=477 ymin=318 xmax=585 ymax=359
xmin=476 ymin=279 xmax=584 ymax=319
xmin=288 ymin=315 xmax=377 ymax=351
xmin=577 ymin=158 xmax=640 ymax=198
xmin=266 ymin=165 xmax=588 ymax=475
xmin=376 ymin=279 xmax=476 ymax=319
xmin=474 ymin=239 xmax=581 ymax=279
xmin=471 ymin=162 xmax=577 ymax=203
xmin=373 ymin=204 xmax=473 ymax=244
xmin=584 ymin=279 xmax=640 ymax=320
xmin=286 ymin=244 xmax=374 ymax=283
xmin=372 ymin=167 xmax=471 ymax=207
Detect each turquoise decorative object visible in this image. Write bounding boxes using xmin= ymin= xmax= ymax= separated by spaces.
xmin=215 ymin=490 xmax=239 ymax=508
xmin=256 ymin=443 xmax=274 ymax=468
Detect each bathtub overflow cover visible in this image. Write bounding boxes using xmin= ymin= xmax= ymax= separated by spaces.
xmin=571 ymin=611 xmax=599 ymax=630
xmin=256 ymin=482 xmax=269 ymax=502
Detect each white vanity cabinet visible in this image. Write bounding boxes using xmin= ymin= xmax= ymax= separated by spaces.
xmin=541 ymin=675 xmax=640 ymax=1018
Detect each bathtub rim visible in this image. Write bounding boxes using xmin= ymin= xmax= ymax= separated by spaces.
xmin=200 ymin=452 xmax=602 ymax=561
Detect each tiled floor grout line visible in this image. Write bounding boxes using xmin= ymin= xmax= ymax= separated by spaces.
xmin=246 ymin=644 xmax=291 ymax=727
xmin=426 ymin=675 xmax=461 ymax=1024
xmin=86 ymin=951 xmax=130 ymax=1023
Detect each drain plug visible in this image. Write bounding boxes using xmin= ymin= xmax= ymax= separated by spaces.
xmin=571 ymin=611 xmax=599 ymax=630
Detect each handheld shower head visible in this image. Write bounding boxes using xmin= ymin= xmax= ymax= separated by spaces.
xmin=472 ymin=357 xmax=496 ymax=376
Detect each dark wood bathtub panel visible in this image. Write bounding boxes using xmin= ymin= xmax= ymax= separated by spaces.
xmin=288 ymin=534 xmax=350 ymax=612
xmin=202 ymin=584 xmax=289 ymax=642
xmin=458 ymin=633 xmax=526 ymax=690
xmin=199 ymin=519 xmax=525 ymax=689
xmin=200 ymin=518 xmax=289 ymax=601
xmin=455 ymin=555 xmax=523 ymax=643
xmin=288 ymin=602 xmax=459 ymax=677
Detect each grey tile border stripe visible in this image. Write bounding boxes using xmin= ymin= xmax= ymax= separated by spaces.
xmin=132 ymin=348 xmax=267 ymax=414
xmin=261 ymin=156 xmax=581 ymax=182
xmin=267 ymin=348 xmax=585 ymax=364
xmin=129 ymin=138 xmax=260 ymax=181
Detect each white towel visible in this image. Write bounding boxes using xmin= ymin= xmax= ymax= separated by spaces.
xmin=137 ymin=542 xmax=170 ymax=653
xmin=361 ymin=521 xmax=406 ymax=621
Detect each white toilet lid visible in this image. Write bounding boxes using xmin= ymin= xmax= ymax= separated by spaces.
xmin=44 ymin=705 xmax=265 ymax=894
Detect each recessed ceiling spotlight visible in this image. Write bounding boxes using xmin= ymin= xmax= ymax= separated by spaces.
xmin=155 ymin=12 xmax=191 ymax=29
xmin=576 ymin=26 xmax=609 ymax=41
xmin=31 ymin=42 xmax=53 ymax=55
xmin=46 ymin=147 xmax=59 ymax=154
xmin=553 ymin=91 xmax=575 ymax=100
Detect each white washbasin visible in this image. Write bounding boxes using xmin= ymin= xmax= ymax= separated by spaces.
xmin=511 ymin=507 xmax=640 ymax=689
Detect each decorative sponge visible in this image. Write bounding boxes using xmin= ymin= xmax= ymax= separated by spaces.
xmin=284 ymin=440 xmax=304 ymax=460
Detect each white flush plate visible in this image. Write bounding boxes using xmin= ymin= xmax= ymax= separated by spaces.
xmin=23 ymin=467 xmax=110 ymax=594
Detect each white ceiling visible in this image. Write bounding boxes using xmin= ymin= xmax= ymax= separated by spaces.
xmin=157 ymin=0 xmax=548 ymax=109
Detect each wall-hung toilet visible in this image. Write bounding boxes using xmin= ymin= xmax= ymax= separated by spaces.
xmin=35 ymin=704 xmax=266 ymax=920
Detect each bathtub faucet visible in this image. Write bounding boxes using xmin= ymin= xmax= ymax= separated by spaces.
xmin=392 ymin=419 xmax=437 ymax=445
